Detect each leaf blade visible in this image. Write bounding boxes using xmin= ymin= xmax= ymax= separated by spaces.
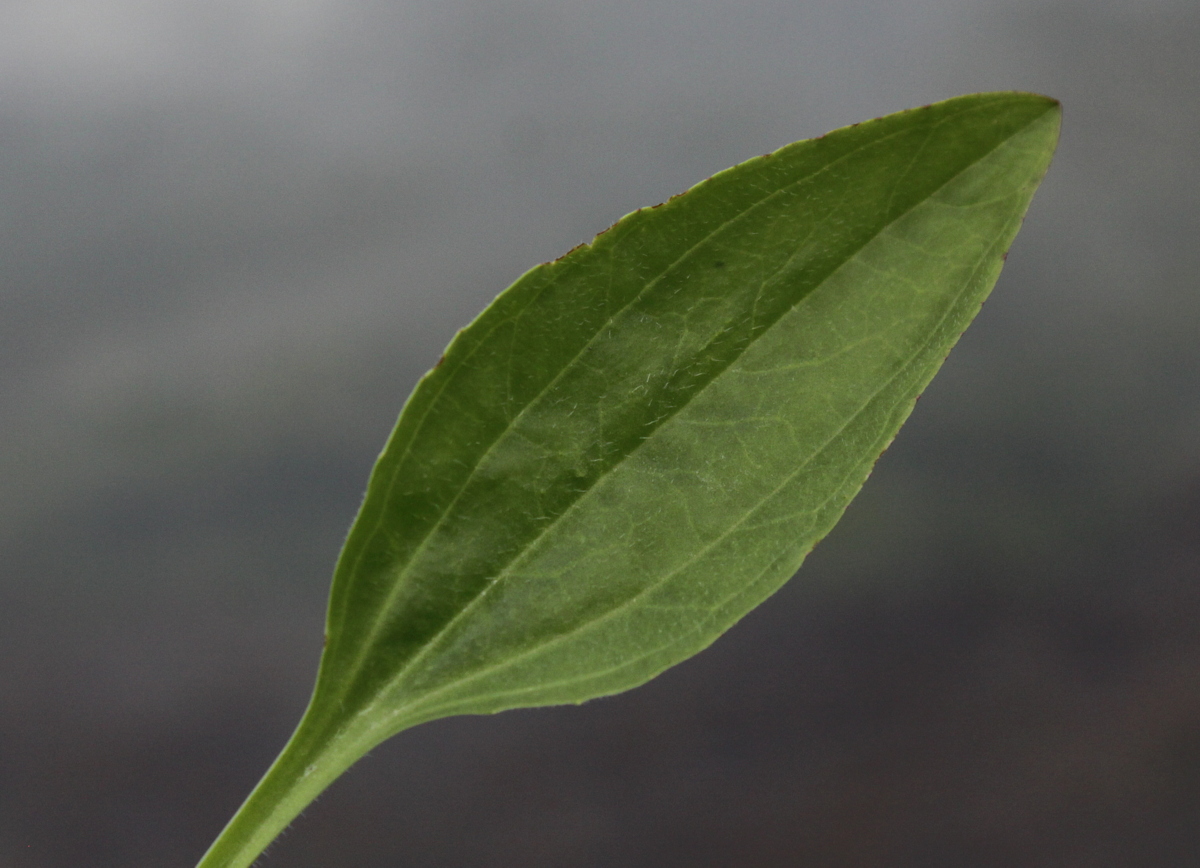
xmin=321 ymin=93 xmax=1059 ymax=735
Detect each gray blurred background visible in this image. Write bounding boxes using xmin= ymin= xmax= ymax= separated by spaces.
xmin=2 ymin=0 xmax=1197 ymax=865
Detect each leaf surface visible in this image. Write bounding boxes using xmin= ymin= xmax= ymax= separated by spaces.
xmin=196 ymin=91 xmax=1059 ymax=868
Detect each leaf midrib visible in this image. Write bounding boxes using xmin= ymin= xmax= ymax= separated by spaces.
xmin=340 ymin=101 xmax=1043 ymax=709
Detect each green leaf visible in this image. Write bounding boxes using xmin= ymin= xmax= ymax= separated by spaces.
xmin=197 ymin=91 xmax=1059 ymax=867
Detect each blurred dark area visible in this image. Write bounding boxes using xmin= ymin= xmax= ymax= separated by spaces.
xmin=2 ymin=0 xmax=1198 ymax=865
